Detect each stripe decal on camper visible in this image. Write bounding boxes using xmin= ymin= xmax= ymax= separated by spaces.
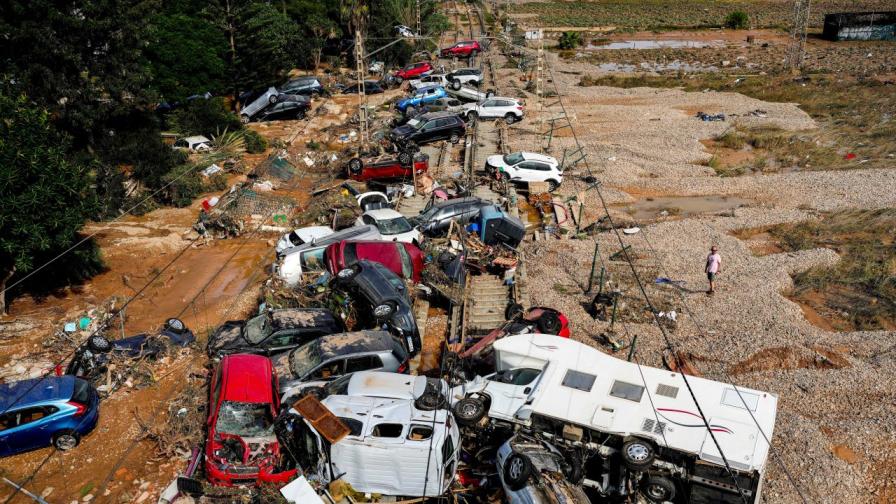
xmin=656 ymin=408 xmax=734 ymax=434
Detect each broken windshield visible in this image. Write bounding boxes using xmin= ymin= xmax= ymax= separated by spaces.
xmin=217 ymin=401 xmax=274 ymax=438
xmin=244 ymin=313 xmax=271 ymax=344
xmin=289 ymin=340 xmax=322 ymax=378
xmin=377 ymin=217 xmax=413 ymax=235
xmin=407 ymin=118 xmax=423 ymax=130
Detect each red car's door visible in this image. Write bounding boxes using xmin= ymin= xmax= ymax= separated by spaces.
xmin=355 ymin=242 xmax=405 ymax=278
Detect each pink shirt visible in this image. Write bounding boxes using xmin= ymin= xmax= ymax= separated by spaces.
xmin=706 ymin=253 xmax=721 ymax=274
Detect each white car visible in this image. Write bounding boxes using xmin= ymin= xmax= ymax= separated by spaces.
xmin=408 ymin=73 xmax=449 ymax=91
xmin=275 ymin=226 xmax=334 ymax=257
xmin=485 ymin=152 xmax=563 ymax=191
xmin=276 ymin=224 xmax=383 ymax=285
xmin=395 ymin=25 xmax=417 ymax=38
xmin=445 ymin=67 xmax=482 ymax=89
xmin=355 ymin=208 xmax=421 ymax=244
xmin=463 ymin=96 xmax=524 ymax=124
xmin=173 ymin=135 xmax=212 ymax=152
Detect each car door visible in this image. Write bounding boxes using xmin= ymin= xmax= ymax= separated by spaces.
xmin=264 ymin=330 xmax=310 ymax=355
xmin=479 ymin=100 xmax=497 ymax=118
xmin=0 ymin=406 xmax=58 ymax=453
xmin=483 ymin=368 xmax=543 ymax=421
xmin=518 ymin=162 xmax=551 ymax=182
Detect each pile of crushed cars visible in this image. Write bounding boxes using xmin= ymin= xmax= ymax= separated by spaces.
xmin=0 ymin=43 xmax=780 ymax=504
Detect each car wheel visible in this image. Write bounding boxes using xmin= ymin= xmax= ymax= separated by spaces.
xmin=504 ymin=113 xmax=516 ymax=125
xmin=312 ymin=91 xmax=320 ymax=100
xmin=622 ymin=438 xmax=656 ymax=472
xmin=240 ymin=114 xmax=250 ymax=124
xmin=644 ymin=475 xmax=677 ymax=502
xmin=547 ymin=179 xmax=560 ymax=192
xmin=53 ymin=431 xmax=80 ymax=451
xmin=450 ymin=133 xmax=460 ymax=144
xmin=451 ymin=79 xmax=462 ymax=90
xmin=336 ymin=265 xmax=359 ymax=282
xmin=348 ymin=158 xmax=364 ymax=174
xmin=269 ymin=94 xmax=279 ymax=104
xmin=87 ymin=335 xmax=112 ymax=353
xmin=453 ymin=397 xmax=486 ymax=426
xmin=295 ymin=109 xmax=306 ymax=120
xmin=486 ymin=89 xmax=496 ymax=98
xmin=373 ymin=302 xmax=396 ymax=319
xmin=466 ymin=111 xmax=478 ymax=123
xmin=537 ymin=311 xmax=562 ymax=334
xmin=398 ymin=150 xmax=413 ymax=166
xmin=503 ymin=452 xmax=533 ymax=491
xmin=414 ymin=391 xmax=447 ymax=411
xmin=164 ymin=318 xmax=187 ymax=335
xmin=505 ymin=303 xmax=524 ymax=321
xmin=564 ymin=454 xmax=585 ymax=485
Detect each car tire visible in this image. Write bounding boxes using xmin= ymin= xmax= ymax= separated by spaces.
xmin=505 ymin=303 xmax=524 ymax=321
xmin=269 ymin=94 xmax=279 ymax=104
xmin=466 ymin=111 xmax=478 ymax=123
xmin=547 ymin=179 xmax=560 ymax=192
xmin=240 ymin=114 xmax=250 ymax=124
xmin=348 ymin=158 xmax=364 ymax=174
xmin=164 ymin=318 xmax=187 ymax=335
xmin=622 ymin=438 xmax=656 ymax=472
xmin=398 ymin=150 xmax=413 ymax=166
xmin=312 ymin=91 xmax=320 ymax=100
xmin=503 ymin=452 xmax=533 ymax=491
xmin=504 ymin=113 xmax=516 ymax=125
xmin=336 ymin=265 xmax=359 ymax=283
xmin=537 ymin=311 xmax=562 ymax=334
xmin=453 ymin=397 xmax=486 ymax=426
xmin=486 ymin=89 xmax=496 ymax=98
xmin=644 ymin=475 xmax=677 ymax=502
xmin=295 ymin=109 xmax=306 ymax=120
xmin=451 ymin=79 xmax=462 ymax=90
xmin=373 ymin=301 xmax=396 ymax=320
xmin=53 ymin=431 xmax=80 ymax=451
xmin=88 ymin=335 xmax=113 ymax=353
xmin=415 ymin=391 xmax=447 ymax=411
xmin=450 ymin=133 xmax=460 ymax=144
xmin=564 ymin=454 xmax=585 ymax=485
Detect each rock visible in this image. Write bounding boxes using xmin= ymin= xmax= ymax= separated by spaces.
xmin=41 ymin=487 xmax=54 ymax=498
xmin=135 ymin=491 xmax=150 ymax=504
xmin=82 ymin=494 xmax=94 ymax=502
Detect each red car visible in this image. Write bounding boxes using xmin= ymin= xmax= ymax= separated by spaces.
xmin=440 ymin=40 xmax=482 ymax=58
xmin=205 ymin=354 xmax=296 ymax=487
xmin=325 ymin=240 xmax=425 ymax=283
xmin=347 ymin=153 xmax=429 ymax=182
xmin=460 ymin=306 xmax=570 ymax=360
xmin=395 ymin=61 xmax=433 ymax=81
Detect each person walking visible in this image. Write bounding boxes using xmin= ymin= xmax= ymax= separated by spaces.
xmin=705 ymin=245 xmax=721 ymax=294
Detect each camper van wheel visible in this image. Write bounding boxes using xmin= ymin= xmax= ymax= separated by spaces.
xmin=505 ymin=303 xmax=524 ymax=321
xmin=503 ymin=453 xmax=534 ymax=490
xmin=453 ymin=397 xmax=486 ymax=426
xmin=563 ymin=454 xmax=585 ymax=484
xmin=644 ymin=475 xmax=676 ymax=502
xmin=537 ymin=311 xmax=562 ymax=335
xmin=88 ymin=335 xmax=113 ymax=353
xmin=622 ymin=439 xmax=656 ymax=472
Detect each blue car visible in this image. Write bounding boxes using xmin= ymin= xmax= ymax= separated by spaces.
xmin=0 ymin=376 xmax=99 ymax=457
xmin=395 ymin=85 xmax=446 ymax=114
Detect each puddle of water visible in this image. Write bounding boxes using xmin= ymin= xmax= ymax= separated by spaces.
xmin=589 ymin=40 xmax=724 ymax=50
xmin=619 ymin=195 xmax=754 ymax=221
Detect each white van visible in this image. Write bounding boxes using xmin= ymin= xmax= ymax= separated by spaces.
xmin=275 ymin=224 xmax=383 ymax=285
xmin=451 ymin=334 xmax=778 ymax=504
xmin=281 ymin=372 xmax=459 ymax=498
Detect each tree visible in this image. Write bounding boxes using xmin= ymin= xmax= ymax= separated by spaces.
xmin=146 ymin=13 xmax=229 ymax=102
xmin=558 ymin=31 xmax=583 ymax=50
xmin=725 ymin=11 xmax=749 ymax=29
xmin=0 ymin=91 xmax=99 ymax=314
xmin=307 ymin=14 xmax=340 ymax=70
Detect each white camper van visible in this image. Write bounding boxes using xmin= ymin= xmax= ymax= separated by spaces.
xmin=451 ymin=334 xmax=778 ymax=504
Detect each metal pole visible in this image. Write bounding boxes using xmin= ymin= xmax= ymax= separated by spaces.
xmin=586 ymin=242 xmax=599 ymax=293
xmin=610 ymin=294 xmax=618 ymax=328
xmin=627 ymin=335 xmax=638 ymax=362
xmin=597 ymin=267 xmax=605 ymax=296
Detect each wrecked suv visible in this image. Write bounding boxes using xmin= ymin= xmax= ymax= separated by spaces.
xmin=205 ymin=354 xmax=297 ymax=487
xmin=207 ymin=308 xmax=343 ymax=357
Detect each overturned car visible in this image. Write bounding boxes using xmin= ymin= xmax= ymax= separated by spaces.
xmin=206 ymin=308 xmax=342 ymax=357
xmin=452 ymin=334 xmax=778 ymax=504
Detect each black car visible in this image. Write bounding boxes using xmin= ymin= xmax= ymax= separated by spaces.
xmin=257 ymin=100 xmax=311 ymax=121
xmin=66 ymin=318 xmax=195 ymax=386
xmin=207 ymin=308 xmax=342 ymax=357
xmin=331 ymin=260 xmax=421 ymax=356
xmin=279 ymin=76 xmax=327 ymax=97
xmin=409 ymin=196 xmax=490 ymax=236
xmin=342 ymin=80 xmax=384 ymax=94
xmin=390 ymin=111 xmax=466 ymax=147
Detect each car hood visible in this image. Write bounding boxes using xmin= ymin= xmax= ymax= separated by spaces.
xmin=207 ymin=321 xmax=246 ymax=355
xmin=486 ymin=154 xmax=507 ymax=168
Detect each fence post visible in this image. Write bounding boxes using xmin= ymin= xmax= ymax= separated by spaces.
xmin=627 ymin=335 xmax=638 ymax=362
xmin=610 ymin=295 xmax=618 ymax=328
xmin=586 ymin=242 xmax=599 ymax=293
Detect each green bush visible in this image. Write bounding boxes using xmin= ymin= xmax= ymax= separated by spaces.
xmin=160 ymin=164 xmax=204 ymax=207
xmin=243 ymin=129 xmax=268 ymax=154
xmin=169 ymin=97 xmax=241 ymax=137
xmin=557 ymin=31 xmax=583 ymax=50
xmin=725 ymin=11 xmax=749 ymax=29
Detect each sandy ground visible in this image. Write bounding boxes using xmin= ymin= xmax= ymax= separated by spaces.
xmin=500 ymin=42 xmax=896 ymax=504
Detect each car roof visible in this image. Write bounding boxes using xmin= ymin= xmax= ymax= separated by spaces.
xmin=317 ymin=330 xmax=395 ymax=359
xmin=364 ymin=208 xmax=404 ymax=220
xmin=271 ymin=308 xmax=339 ymax=333
xmin=323 ymin=395 xmax=450 ymax=432
xmin=418 ymin=110 xmax=461 ymax=121
xmin=487 ymin=96 xmax=519 ymax=102
xmin=415 ymin=84 xmax=443 ymax=93
xmin=453 ymin=67 xmax=481 ymax=74
xmin=184 ymin=136 xmax=210 ymax=143
xmin=432 ymin=196 xmax=484 ymax=209
xmin=346 ymin=371 xmax=428 ymax=399
xmin=220 ymin=354 xmax=274 ymax=403
xmin=518 ymin=151 xmax=558 ymax=164
xmin=0 ymin=376 xmax=77 ymax=410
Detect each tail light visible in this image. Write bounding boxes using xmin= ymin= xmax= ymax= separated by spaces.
xmin=67 ymin=401 xmax=87 ymax=417
xmin=516 ymin=106 xmax=524 ymax=111
xmin=397 ymin=360 xmax=409 ymax=374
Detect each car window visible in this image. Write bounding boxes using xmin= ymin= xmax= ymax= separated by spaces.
xmin=289 ymin=340 xmax=323 ymax=378
xmin=309 ymin=359 xmax=343 ymax=380
xmin=300 ymin=248 xmax=326 ymax=271
xmin=397 ymin=246 xmax=413 ymax=278
xmin=244 ymin=313 xmax=271 ymax=344
xmin=343 ymin=243 xmax=358 ymax=265
xmin=339 ymin=417 xmax=364 ymax=436
xmin=408 ymin=425 xmax=433 ymax=440
xmin=345 ymin=354 xmax=384 ymax=373
xmin=362 ymin=215 xmax=375 ymax=225
xmin=482 ymin=100 xmax=495 ymax=107
xmin=372 ymin=423 xmax=404 ymax=437
xmin=503 ymin=153 xmax=524 ymax=165
xmin=377 ymin=216 xmax=412 ymax=234
xmin=268 ymin=331 xmax=302 ymax=348
xmin=71 ymin=378 xmax=91 ymax=404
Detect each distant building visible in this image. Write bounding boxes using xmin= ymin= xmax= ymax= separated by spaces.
xmin=822 ymin=11 xmax=896 ymax=41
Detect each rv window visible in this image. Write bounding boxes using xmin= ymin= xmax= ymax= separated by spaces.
xmin=408 ymin=425 xmax=433 ymax=440
xmin=338 ymin=417 xmax=364 ymax=436
xmin=372 ymin=423 xmax=403 ymax=438
xmin=609 ymin=381 xmax=645 ymax=402
xmin=441 ymin=431 xmax=455 ymax=464
xmin=721 ymin=388 xmax=759 ymax=411
xmin=561 ymin=370 xmax=596 ymax=392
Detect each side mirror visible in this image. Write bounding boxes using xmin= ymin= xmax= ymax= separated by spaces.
xmin=523 ymin=387 xmax=532 ymax=394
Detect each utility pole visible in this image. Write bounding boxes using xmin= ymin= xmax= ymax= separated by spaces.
xmin=787 ymin=0 xmax=811 ymax=70
xmin=535 ymin=32 xmax=545 ymax=150
xmin=355 ymin=29 xmax=369 ymax=144
xmin=416 ymin=0 xmax=421 ymax=38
